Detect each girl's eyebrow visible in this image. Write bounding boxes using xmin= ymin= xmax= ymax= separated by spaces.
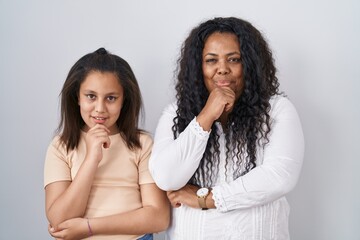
xmin=82 ymin=89 xmax=120 ymax=96
xmin=82 ymin=90 xmax=96 ymax=94
xmin=105 ymin=92 xmax=121 ymax=96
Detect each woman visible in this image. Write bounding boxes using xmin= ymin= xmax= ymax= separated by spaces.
xmin=149 ymin=17 xmax=304 ymax=239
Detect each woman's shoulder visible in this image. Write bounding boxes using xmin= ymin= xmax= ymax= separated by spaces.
xmin=162 ymin=101 xmax=178 ymax=115
xmin=269 ymin=94 xmax=299 ymax=116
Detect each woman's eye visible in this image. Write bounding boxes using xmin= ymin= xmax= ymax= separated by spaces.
xmin=229 ymin=58 xmax=241 ymax=63
xmin=205 ymin=58 xmax=217 ymax=63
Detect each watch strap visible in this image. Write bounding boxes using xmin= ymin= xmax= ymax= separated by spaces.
xmin=197 ymin=187 xmax=210 ymax=210
xmin=198 ymin=196 xmax=208 ymax=209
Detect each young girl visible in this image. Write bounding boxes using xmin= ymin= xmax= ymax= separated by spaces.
xmin=44 ymin=48 xmax=170 ymax=240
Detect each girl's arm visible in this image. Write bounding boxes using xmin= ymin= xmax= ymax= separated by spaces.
xmin=45 ymin=159 xmax=98 ymax=228
xmin=45 ymin=125 xmax=111 ymax=227
xmin=91 ymin=183 xmax=170 ymax=234
xmin=49 ymin=183 xmax=170 ymax=240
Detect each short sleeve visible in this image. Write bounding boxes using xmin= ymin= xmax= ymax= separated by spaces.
xmin=137 ymin=134 xmax=155 ymax=185
xmin=43 ymin=136 xmax=72 ymax=188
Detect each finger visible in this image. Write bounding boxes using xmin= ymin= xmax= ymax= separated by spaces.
xmin=48 ymin=226 xmax=55 ymax=235
xmin=167 ymin=191 xmax=183 ymax=208
xmin=88 ymin=128 xmax=110 ymax=137
xmin=169 ymin=199 xmax=181 ymax=208
xmin=48 ymin=224 xmax=53 ymax=232
xmin=86 ymin=130 xmax=111 ymax=149
xmin=96 ymin=124 xmax=110 ymax=132
xmin=49 ymin=224 xmax=61 ymax=233
xmin=210 ymin=88 xmax=234 ymax=106
xmin=167 ymin=191 xmax=178 ymax=201
xmin=49 ymin=229 xmax=64 ymax=238
xmin=103 ymin=137 xmax=111 ymax=149
xmin=224 ymin=102 xmax=234 ymax=112
xmin=221 ymin=90 xmax=235 ymax=112
xmin=90 ymin=124 xmax=110 ymax=132
xmin=166 ymin=192 xmax=176 ymax=203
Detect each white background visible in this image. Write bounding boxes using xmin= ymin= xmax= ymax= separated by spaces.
xmin=0 ymin=0 xmax=359 ymax=239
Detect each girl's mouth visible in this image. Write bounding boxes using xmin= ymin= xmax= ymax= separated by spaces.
xmin=93 ymin=116 xmax=107 ymax=124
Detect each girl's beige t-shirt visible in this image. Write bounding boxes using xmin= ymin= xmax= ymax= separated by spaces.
xmin=44 ymin=131 xmax=154 ymax=240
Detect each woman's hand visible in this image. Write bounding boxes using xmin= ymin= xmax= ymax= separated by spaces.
xmin=197 ymin=87 xmax=236 ymax=131
xmin=167 ymin=184 xmax=216 ymax=209
xmin=167 ymin=184 xmax=199 ymax=208
xmin=84 ymin=124 xmax=111 ymax=163
xmin=205 ymin=87 xmax=236 ymax=119
xmin=48 ymin=218 xmax=89 ymax=240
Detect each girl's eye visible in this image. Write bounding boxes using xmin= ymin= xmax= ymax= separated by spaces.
xmin=107 ymin=96 xmax=117 ymax=102
xmin=86 ymin=94 xmax=96 ymax=100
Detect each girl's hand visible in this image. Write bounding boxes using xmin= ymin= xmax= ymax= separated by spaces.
xmin=48 ymin=218 xmax=89 ymax=240
xmin=84 ymin=124 xmax=111 ymax=163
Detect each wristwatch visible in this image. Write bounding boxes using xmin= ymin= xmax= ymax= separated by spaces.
xmin=196 ymin=187 xmax=210 ymax=210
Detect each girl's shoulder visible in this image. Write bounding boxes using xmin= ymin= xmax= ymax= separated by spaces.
xmin=49 ymin=135 xmax=66 ymax=151
xmin=46 ymin=135 xmax=73 ymax=160
xmin=138 ymin=131 xmax=154 ymax=148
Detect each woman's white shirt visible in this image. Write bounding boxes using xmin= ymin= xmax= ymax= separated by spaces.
xmin=149 ymin=95 xmax=304 ymax=240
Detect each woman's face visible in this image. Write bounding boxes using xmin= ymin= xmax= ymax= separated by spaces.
xmin=202 ymin=32 xmax=244 ymax=100
xmin=78 ymin=71 xmax=124 ymax=134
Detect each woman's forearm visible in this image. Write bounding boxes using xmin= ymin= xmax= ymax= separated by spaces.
xmin=212 ymin=97 xmax=304 ymax=211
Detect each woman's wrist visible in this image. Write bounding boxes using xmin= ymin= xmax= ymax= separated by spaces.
xmin=196 ymin=111 xmax=215 ymax=131
xmin=206 ymin=191 xmax=216 ymax=209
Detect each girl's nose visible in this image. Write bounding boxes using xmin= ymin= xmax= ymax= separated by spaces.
xmin=95 ymin=100 xmax=105 ymax=113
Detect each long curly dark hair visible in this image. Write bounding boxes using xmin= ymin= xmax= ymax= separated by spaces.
xmin=172 ymin=17 xmax=281 ymax=187
xmin=57 ymin=47 xmax=144 ymax=151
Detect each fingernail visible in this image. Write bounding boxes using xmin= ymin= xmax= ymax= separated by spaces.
xmin=50 ymin=227 xmax=54 ymax=232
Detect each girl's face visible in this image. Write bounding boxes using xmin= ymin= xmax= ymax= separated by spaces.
xmin=202 ymin=32 xmax=244 ymax=100
xmin=78 ymin=71 xmax=124 ymax=134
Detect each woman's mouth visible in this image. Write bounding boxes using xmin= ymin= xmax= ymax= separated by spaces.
xmin=215 ymin=80 xmax=232 ymax=87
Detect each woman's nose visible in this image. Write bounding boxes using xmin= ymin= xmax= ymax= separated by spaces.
xmin=217 ymin=60 xmax=229 ymax=75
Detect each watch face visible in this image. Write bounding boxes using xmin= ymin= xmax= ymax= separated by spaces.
xmin=197 ymin=188 xmax=209 ymax=197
